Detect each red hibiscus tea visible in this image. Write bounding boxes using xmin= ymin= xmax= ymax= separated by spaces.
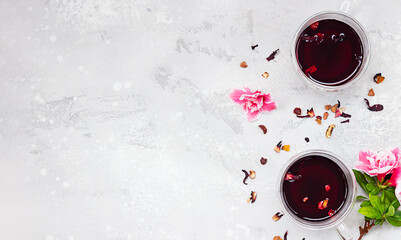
xmin=296 ymin=19 xmax=363 ymax=86
xmin=282 ymin=155 xmax=348 ymax=221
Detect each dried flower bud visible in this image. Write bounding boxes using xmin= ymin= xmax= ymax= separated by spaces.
xmin=259 ymin=125 xmax=267 ymax=134
xmin=240 ymin=61 xmax=248 ymax=68
xmin=323 ymin=112 xmax=328 ymax=120
xmin=368 ymin=88 xmax=375 ymax=96
xmin=272 ymin=212 xmax=284 ymax=222
xmin=281 ymin=145 xmax=290 ymax=152
xmin=326 ymin=124 xmax=335 ymax=138
xmin=262 ymin=72 xmax=269 ymax=78
xmin=249 ymin=170 xmax=256 ymax=179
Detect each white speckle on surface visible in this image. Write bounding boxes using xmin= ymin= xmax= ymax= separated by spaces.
xmin=45 ymin=235 xmax=54 ymax=240
xmin=56 ymin=177 xmax=60 ymax=182
xmin=68 ymin=236 xmax=74 ymax=240
xmin=49 ymin=35 xmax=57 ymax=42
xmin=78 ymin=66 xmax=84 ymax=72
xmin=40 ymin=169 xmax=47 ymax=176
xmin=34 ymin=95 xmax=45 ymax=103
xmin=62 ymin=181 xmax=70 ymax=188
xmin=56 ymin=55 xmax=63 ymax=62
xmin=113 ymin=82 xmax=122 ymax=91
xmin=123 ymin=80 xmax=132 ymax=88
xmin=105 ymin=225 xmax=111 ymax=231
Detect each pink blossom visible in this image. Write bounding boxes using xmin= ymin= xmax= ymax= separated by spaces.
xmin=389 ymin=166 xmax=401 ymax=203
xmin=354 ymin=148 xmax=401 ymax=182
xmin=230 ymin=88 xmax=276 ymax=121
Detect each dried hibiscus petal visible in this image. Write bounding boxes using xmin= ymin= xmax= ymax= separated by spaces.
xmin=310 ymin=22 xmax=319 ymax=30
xmin=325 ymin=105 xmax=331 ymax=110
xmin=307 ymin=108 xmax=315 ymax=117
xmin=364 ymin=98 xmax=384 ymax=112
xmin=249 ymin=191 xmax=257 ymax=203
xmin=259 ymin=125 xmax=267 ymax=134
xmin=341 ymin=119 xmax=350 ymax=124
xmin=303 ymin=197 xmax=308 ymax=202
xmin=240 ymin=61 xmax=248 ymax=68
xmin=325 ymin=185 xmax=330 ymax=192
xmin=251 ymin=44 xmax=258 ymax=50
xmin=315 ymin=118 xmax=322 ymax=125
xmin=326 ymin=124 xmax=335 ymax=138
xmin=331 ymin=104 xmax=338 ymax=113
xmin=272 ymin=212 xmax=284 ymax=222
xmin=285 ymin=172 xmax=301 ymax=182
xmin=293 ymin=107 xmax=302 ymax=115
xmin=305 ymin=65 xmax=317 ymax=75
xmin=266 ymin=49 xmax=279 ymax=61
xmin=249 ymin=170 xmax=256 ymax=179
xmin=305 ymin=137 xmax=310 ymax=143
xmin=260 ymin=157 xmax=267 ymax=165
xmin=328 ymin=209 xmax=335 ymax=217
xmin=373 ymin=73 xmax=385 ymax=84
xmin=318 ymin=198 xmax=329 ymax=210
xmin=274 ymin=141 xmax=282 ymax=153
xmin=368 ymin=88 xmax=375 ymax=96
xmin=340 ymin=112 xmax=351 ymax=118
xmin=242 ymin=169 xmax=249 ymax=185
xmin=284 ymin=231 xmax=288 ymax=240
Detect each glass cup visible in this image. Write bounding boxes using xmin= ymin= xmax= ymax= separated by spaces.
xmin=277 ymin=150 xmax=357 ymax=240
xmin=291 ymin=9 xmax=370 ymax=91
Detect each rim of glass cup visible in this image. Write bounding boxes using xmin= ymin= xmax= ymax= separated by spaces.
xmin=291 ymin=11 xmax=371 ymax=92
xmin=277 ymin=149 xmax=357 ymax=230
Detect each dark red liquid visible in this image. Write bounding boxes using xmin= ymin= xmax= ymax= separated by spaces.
xmin=296 ymin=19 xmax=363 ymax=86
xmin=282 ymin=155 xmax=348 ymax=221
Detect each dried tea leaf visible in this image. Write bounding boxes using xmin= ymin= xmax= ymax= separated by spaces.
xmin=326 ymin=124 xmax=335 ymax=138
xmin=323 ymin=112 xmax=328 ymax=120
xmin=259 ymin=125 xmax=267 ymax=134
xmin=251 ymin=44 xmax=258 ymax=50
xmin=293 ymin=107 xmax=302 ymax=115
xmin=272 ymin=212 xmax=284 ymax=222
xmin=240 ymin=61 xmax=248 ymax=68
xmin=368 ymin=88 xmax=375 ymax=96
xmin=266 ymin=49 xmax=279 ymax=61
xmin=262 ymin=72 xmax=269 ymax=78
xmin=373 ymin=73 xmax=385 ymax=84
xmin=364 ymin=98 xmax=384 ymax=112
xmin=260 ymin=157 xmax=267 ymax=165
xmin=242 ymin=169 xmax=249 ymax=185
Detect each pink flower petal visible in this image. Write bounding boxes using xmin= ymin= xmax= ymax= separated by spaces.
xmin=396 ymin=182 xmax=401 ymax=204
xmin=389 ymin=166 xmax=401 ymax=187
xmin=260 ymin=101 xmax=277 ymax=112
xmin=230 ymin=89 xmax=246 ymax=104
xmin=247 ymin=110 xmax=259 ymax=121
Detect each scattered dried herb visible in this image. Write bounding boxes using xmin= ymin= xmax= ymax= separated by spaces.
xmin=297 ymin=114 xmax=310 ymax=118
xmin=340 ymin=112 xmax=351 ymax=118
xmin=305 ymin=65 xmax=317 ymax=75
xmin=283 ymin=231 xmax=288 ymax=240
xmin=281 ymin=145 xmax=290 ymax=152
xmin=373 ymin=73 xmax=385 ymax=84
xmin=315 ymin=118 xmax=322 ymax=125
xmin=307 ymin=108 xmax=315 ymax=117
xmin=323 ymin=112 xmax=328 ymax=120
xmin=341 ymin=119 xmax=350 ymax=124
xmin=259 ymin=125 xmax=267 ymax=134
xmin=266 ymin=49 xmax=279 ymax=61
xmin=328 ymin=209 xmax=335 ymax=217
xmin=293 ymin=107 xmax=302 ymax=115
xmin=285 ymin=172 xmax=301 ymax=182
xmin=273 ymin=237 xmax=282 ymax=240
xmin=240 ymin=61 xmax=248 ymax=68
xmin=325 ymin=105 xmax=331 ymax=110
xmin=318 ymin=198 xmax=329 ymax=210
xmin=326 ymin=124 xmax=335 ymax=138
xmin=331 ymin=104 xmax=338 ymax=113
xmin=247 ymin=191 xmax=257 ymax=203
xmin=251 ymin=44 xmax=258 ymax=50
xmin=249 ymin=170 xmax=256 ymax=179
xmin=325 ymin=185 xmax=330 ymax=192
xmin=272 ymin=212 xmax=284 ymax=222
xmin=260 ymin=157 xmax=267 ymax=165
xmin=303 ymin=197 xmax=308 ymax=202
xmin=364 ymin=98 xmax=384 ymax=112
xmin=242 ymin=169 xmax=249 ymax=185
xmin=368 ymin=88 xmax=375 ymax=96
xmin=305 ymin=137 xmax=310 ymax=143
xmin=274 ymin=141 xmax=282 ymax=153
xmin=337 ymin=100 xmax=341 ymax=108
xmin=358 ymin=220 xmax=375 ymax=240
xmin=262 ymin=72 xmax=269 ymax=78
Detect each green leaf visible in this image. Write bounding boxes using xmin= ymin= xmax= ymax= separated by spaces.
xmin=366 ymin=183 xmax=376 ymax=192
xmin=385 ymin=189 xmax=400 ymax=210
xmin=360 ymin=200 xmax=372 ymax=207
xmin=353 ymin=169 xmax=369 ymax=193
xmin=357 ymin=195 xmax=368 ymax=201
xmin=369 ymin=193 xmax=384 ymax=213
xmin=375 ymin=218 xmax=384 ymax=225
xmin=387 ymin=186 xmax=396 ymax=193
xmin=392 ymin=211 xmax=401 ymax=221
xmin=381 ymin=190 xmax=386 ymax=202
xmin=386 ymin=216 xmax=401 ymax=227
xmin=384 ymin=198 xmax=391 ymax=212
xmin=364 ymin=173 xmax=376 ymax=183
xmin=358 ymin=206 xmax=382 ymax=219
xmin=371 ymin=186 xmax=381 ymax=195
xmin=386 ymin=205 xmax=395 ymax=217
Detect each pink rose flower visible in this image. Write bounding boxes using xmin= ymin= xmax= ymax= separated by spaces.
xmin=230 ymin=88 xmax=276 ymax=121
xmin=354 ymin=148 xmax=401 ymax=182
xmin=389 ymin=166 xmax=401 ymax=203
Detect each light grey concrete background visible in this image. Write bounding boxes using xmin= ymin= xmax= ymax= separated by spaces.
xmin=1 ymin=0 xmax=401 ymax=239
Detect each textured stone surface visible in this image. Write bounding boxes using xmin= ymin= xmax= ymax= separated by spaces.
xmin=1 ymin=0 xmax=401 ymax=239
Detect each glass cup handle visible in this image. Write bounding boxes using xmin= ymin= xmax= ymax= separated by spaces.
xmin=335 ymin=222 xmax=354 ymax=240
xmin=338 ymin=0 xmax=354 ymax=13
